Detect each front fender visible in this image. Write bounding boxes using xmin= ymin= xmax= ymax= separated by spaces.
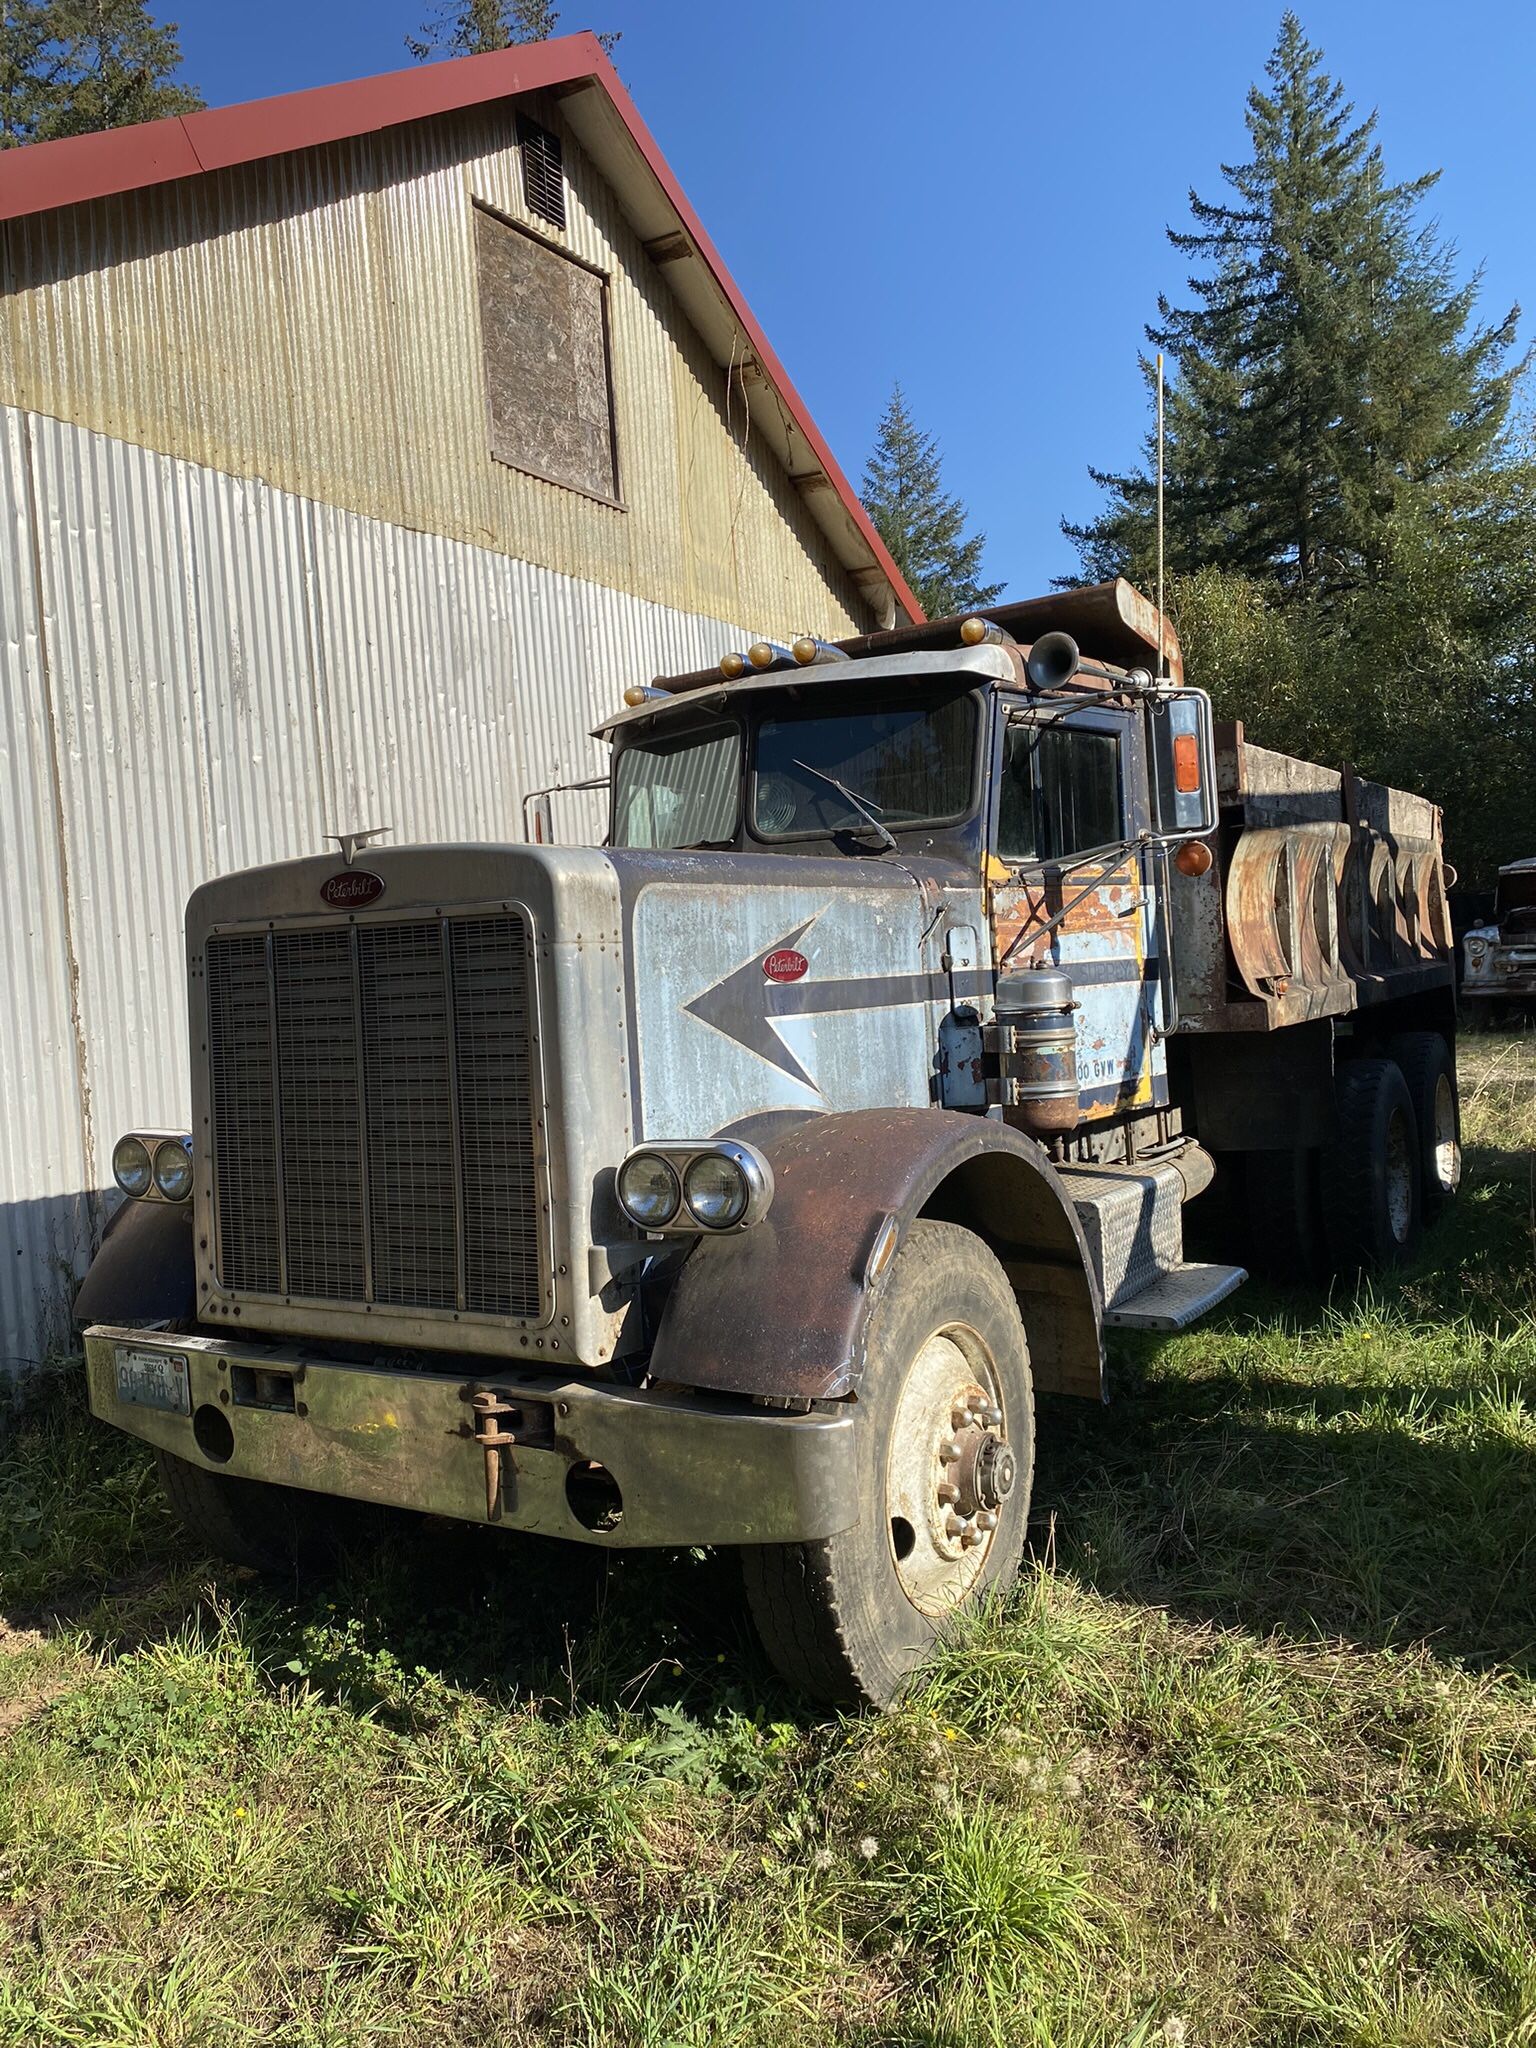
xmin=649 ymin=1109 xmax=1103 ymax=1404
xmin=73 ymin=1197 xmax=196 ymax=1329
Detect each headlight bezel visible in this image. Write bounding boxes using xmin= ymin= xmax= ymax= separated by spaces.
xmin=614 ymin=1140 xmax=772 ymax=1235
xmin=113 ymin=1130 xmax=193 ymax=1203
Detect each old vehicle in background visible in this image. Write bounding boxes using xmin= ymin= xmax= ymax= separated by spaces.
xmin=77 ymin=579 xmax=1459 ymax=1705
xmin=1461 ymin=859 xmax=1536 ymax=1024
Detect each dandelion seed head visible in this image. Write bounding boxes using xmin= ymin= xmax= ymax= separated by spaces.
xmin=1161 ymin=2020 xmax=1188 ymax=2046
xmin=1061 ymin=1772 xmax=1083 ymax=1799
xmin=811 ymin=1846 xmax=834 ymax=1871
xmin=857 ymin=1835 xmax=879 ymax=1859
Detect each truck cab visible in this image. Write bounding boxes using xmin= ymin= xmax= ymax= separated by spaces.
xmin=78 ymin=579 xmax=1459 ymax=1706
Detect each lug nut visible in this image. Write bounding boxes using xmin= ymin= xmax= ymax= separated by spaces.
xmin=983 ymin=1404 xmax=1004 ymax=1429
xmin=939 ymin=1438 xmax=962 ymax=1464
xmin=974 ymin=1509 xmax=999 ymax=1532
xmin=961 ymin=1523 xmax=985 ymax=1549
xmin=937 ymin=1481 xmax=960 ymax=1506
xmin=965 ymin=1392 xmax=987 ymax=1413
xmin=945 ymin=1513 xmax=967 ymax=1539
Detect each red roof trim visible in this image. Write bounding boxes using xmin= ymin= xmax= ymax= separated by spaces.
xmin=0 ymin=36 xmax=922 ymax=623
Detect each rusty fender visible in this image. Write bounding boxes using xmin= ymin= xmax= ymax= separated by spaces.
xmin=73 ymin=1196 xmax=196 ymax=1330
xmin=649 ymin=1108 xmax=1104 ymax=1405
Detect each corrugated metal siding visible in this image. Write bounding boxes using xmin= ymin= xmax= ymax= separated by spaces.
xmin=0 ymin=403 xmax=750 ymax=1377
xmin=0 ymin=410 xmax=96 ymax=1375
xmin=0 ymin=103 xmax=872 ymax=643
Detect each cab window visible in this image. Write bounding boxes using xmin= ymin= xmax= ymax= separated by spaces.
xmin=612 ymin=722 xmax=740 ymax=849
xmin=997 ymin=717 xmax=1124 ymax=865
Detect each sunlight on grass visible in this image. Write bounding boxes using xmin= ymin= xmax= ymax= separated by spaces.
xmin=1 ymin=1030 xmax=1533 ymax=2045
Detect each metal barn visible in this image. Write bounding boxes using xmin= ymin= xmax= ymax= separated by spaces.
xmin=0 ymin=34 xmax=919 ymax=1377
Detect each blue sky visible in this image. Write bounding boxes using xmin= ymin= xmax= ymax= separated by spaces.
xmin=167 ymin=0 xmax=1533 ymax=604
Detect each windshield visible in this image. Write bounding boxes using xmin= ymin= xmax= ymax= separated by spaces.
xmin=751 ymin=693 xmax=977 ymax=840
xmin=612 ymin=722 xmax=740 ymax=849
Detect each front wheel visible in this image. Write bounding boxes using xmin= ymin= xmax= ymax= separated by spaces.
xmin=741 ymin=1220 xmax=1035 ymax=1708
xmin=155 ymin=1449 xmax=338 ymax=1575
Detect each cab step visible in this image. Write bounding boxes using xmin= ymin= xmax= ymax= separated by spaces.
xmin=1102 ymin=1261 xmax=1248 ymax=1332
xmin=1055 ymin=1159 xmax=1246 ymax=1332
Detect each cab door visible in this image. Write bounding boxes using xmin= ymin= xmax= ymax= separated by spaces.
xmin=988 ymin=698 xmax=1167 ymax=1121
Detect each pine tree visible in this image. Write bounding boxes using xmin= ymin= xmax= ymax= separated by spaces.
xmin=406 ymin=0 xmax=616 ymax=60
xmin=862 ymin=385 xmax=1002 ymax=621
xmin=1066 ymin=13 xmax=1523 ymax=598
xmin=0 ymin=0 xmax=200 ymax=148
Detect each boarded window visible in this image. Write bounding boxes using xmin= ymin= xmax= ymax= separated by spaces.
xmin=474 ymin=204 xmax=619 ymax=504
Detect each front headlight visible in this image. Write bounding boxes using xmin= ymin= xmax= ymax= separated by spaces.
xmin=112 ymin=1135 xmax=153 ymax=1199
xmin=683 ymin=1152 xmax=749 ymax=1229
xmin=615 ymin=1141 xmax=772 ymax=1234
xmin=616 ymin=1152 xmax=681 ymax=1229
xmin=152 ymin=1137 xmax=193 ymax=1202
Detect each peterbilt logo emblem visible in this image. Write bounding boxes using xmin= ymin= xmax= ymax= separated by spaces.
xmin=320 ymin=870 xmax=385 ymax=908
xmin=763 ymin=949 xmax=809 ymax=983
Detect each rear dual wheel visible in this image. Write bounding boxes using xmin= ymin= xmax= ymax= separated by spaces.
xmin=1319 ymin=1056 xmax=1423 ymax=1274
xmin=742 ymin=1221 xmax=1034 ymax=1709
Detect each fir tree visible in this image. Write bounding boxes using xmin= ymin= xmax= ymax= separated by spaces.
xmin=862 ymin=385 xmax=1002 ymax=621
xmin=1066 ymin=13 xmax=1523 ymax=598
xmin=406 ymin=0 xmax=616 ymax=60
xmin=0 ymin=0 xmax=200 ymax=148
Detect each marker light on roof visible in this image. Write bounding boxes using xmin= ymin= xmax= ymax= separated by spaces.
xmin=960 ymin=616 xmax=1010 ymax=647
xmin=747 ymin=639 xmax=794 ymax=671
xmin=720 ymin=651 xmax=748 ymax=679
xmin=791 ymin=636 xmax=850 ymax=667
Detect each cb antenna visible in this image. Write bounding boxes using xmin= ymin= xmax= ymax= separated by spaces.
xmin=1156 ymin=349 xmax=1167 ymax=682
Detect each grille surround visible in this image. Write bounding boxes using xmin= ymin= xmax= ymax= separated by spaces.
xmin=203 ymin=909 xmax=548 ymax=1327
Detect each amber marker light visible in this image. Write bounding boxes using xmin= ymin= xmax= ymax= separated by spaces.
xmin=960 ymin=616 xmax=1007 ymax=646
xmin=1174 ymin=840 xmax=1215 ymax=878
xmin=720 ymin=651 xmax=748 ymax=679
xmin=792 ymin=635 xmax=850 ymax=667
xmin=623 ymin=685 xmax=648 ymax=707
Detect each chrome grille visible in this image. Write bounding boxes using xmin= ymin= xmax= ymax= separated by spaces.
xmin=205 ymin=914 xmax=542 ymax=1319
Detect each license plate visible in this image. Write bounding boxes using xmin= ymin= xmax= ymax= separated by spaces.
xmin=116 ymin=1346 xmax=192 ymax=1417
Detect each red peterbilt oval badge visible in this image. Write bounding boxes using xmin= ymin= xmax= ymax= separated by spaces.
xmin=320 ymin=870 xmax=385 ymax=908
xmin=763 ymin=948 xmax=809 ymax=983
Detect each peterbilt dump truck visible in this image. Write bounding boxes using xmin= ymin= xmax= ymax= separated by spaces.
xmin=78 ymin=578 xmax=1459 ymax=1706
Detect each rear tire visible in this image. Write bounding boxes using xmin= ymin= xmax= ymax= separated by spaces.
xmin=1318 ymin=1058 xmax=1422 ymax=1276
xmin=1387 ymin=1032 xmax=1460 ymax=1221
xmin=155 ymin=1449 xmax=336 ymax=1574
xmin=1242 ymin=1145 xmax=1325 ymax=1284
xmin=741 ymin=1220 xmax=1035 ymax=1709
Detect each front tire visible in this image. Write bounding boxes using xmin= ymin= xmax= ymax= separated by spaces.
xmin=155 ymin=1449 xmax=336 ymax=1574
xmin=741 ymin=1221 xmax=1035 ymax=1708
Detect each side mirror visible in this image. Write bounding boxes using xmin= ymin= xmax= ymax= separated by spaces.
xmin=1146 ymin=689 xmax=1218 ymax=839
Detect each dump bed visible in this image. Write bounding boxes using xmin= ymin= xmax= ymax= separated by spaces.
xmin=1170 ymin=721 xmax=1453 ymax=1034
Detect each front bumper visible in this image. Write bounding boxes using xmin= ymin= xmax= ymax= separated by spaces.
xmin=84 ymin=1327 xmax=857 ymax=1548
xmin=1463 ymin=976 xmax=1536 ymax=1000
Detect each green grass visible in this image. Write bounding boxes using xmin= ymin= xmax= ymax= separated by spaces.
xmin=2 ymin=1032 xmax=1534 ymax=2046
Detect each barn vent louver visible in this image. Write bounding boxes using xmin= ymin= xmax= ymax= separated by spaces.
xmin=517 ymin=115 xmax=567 ymax=230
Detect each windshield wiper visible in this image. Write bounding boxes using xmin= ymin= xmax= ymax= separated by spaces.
xmin=792 ymin=759 xmax=898 ymax=853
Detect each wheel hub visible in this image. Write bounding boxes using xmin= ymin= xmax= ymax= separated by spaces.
xmin=1384 ymin=1105 xmax=1414 ymax=1242
xmin=1432 ymin=1072 xmax=1461 ymax=1194
xmin=886 ymin=1330 xmax=1010 ymax=1617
